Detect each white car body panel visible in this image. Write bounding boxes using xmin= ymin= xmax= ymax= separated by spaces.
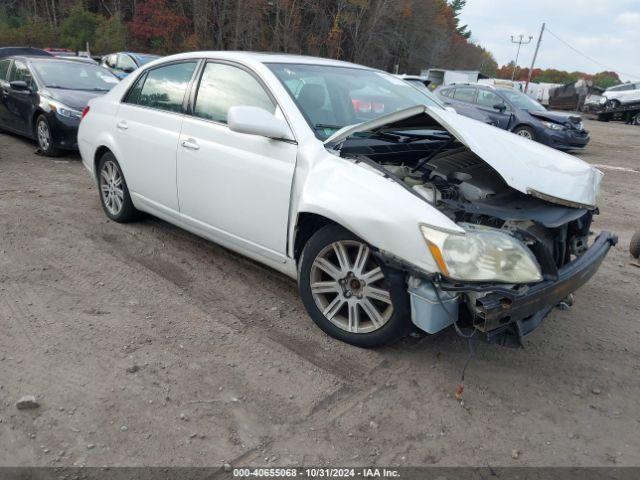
xmin=78 ymin=51 xmax=603 ymax=283
xmin=326 ymin=105 xmax=603 ymax=208
xmin=602 ymin=83 xmax=640 ymax=105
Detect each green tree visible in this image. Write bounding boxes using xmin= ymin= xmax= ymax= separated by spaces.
xmin=59 ymin=3 xmax=102 ymax=52
xmin=93 ymin=14 xmax=127 ymax=54
xmin=450 ymin=0 xmax=471 ymax=39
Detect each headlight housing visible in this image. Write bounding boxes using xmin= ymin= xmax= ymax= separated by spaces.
xmin=421 ymin=224 xmax=543 ymax=283
xmin=49 ymin=100 xmax=82 ymax=120
xmin=541 ymin=121 xmax=564 ymax=131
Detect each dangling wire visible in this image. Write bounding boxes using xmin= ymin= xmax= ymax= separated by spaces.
xmin=431 ymin=280 xmax=478 ymax=401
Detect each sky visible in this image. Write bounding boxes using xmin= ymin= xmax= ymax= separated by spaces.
xmin=459 ymin=0 xmax=640 ymax=82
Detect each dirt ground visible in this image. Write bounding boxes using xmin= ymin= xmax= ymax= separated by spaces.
xmin=0 ymin=118 xmax=639 ymax=468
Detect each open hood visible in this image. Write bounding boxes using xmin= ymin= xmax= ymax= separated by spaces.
xmin=325 ymin=106 xmax=602 ymax=208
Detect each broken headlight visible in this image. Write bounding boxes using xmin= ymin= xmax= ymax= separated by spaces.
xmin=420 ymin=225 xmax=543 ymax=283
xmin=541 ymin=121 xmax=563 ymax=131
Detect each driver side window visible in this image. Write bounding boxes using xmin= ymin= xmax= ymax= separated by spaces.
xmin=8 ymin=60 xmax=35 ymax=89
xmin=476 ymin=89 xmax=507 ymax=110
xmin=117 ymin=54 xmax=136 ymax=71
xmin=0 ymin=60 xmax=10 ymax=81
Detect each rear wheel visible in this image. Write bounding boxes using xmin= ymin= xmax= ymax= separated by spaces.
xmin=35 ymin=115 xmax=60 ymax=157
xmin=513 ymin=125 xmax=535 ymax=141
xmin=298 ymin=224 xmax=410 ymax=348
xmin=97 ymin=152 xmax=138 ymax=223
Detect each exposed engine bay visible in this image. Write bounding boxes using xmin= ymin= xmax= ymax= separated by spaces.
xmin=337 ymin=127 xmax=604 ymax=346
xmin=340 ymin=132 xmax=593 ymax=273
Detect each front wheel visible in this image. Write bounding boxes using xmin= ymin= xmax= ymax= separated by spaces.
xmin=298 ymin=224 xmax=410 ymax=348
xmin=605 ymin=99 xmax=620 ymax=110
xmin=35 ymin=115 xmax=60 ymax=156
xmin=513 ymin=125 xmax=535 ymax=141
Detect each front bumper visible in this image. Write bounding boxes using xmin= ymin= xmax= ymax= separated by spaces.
xmin=49 ymin=113 xmax=80 ymax=150
xmin=439 ymin=231 xmax=617 ymax=347
xmin=539 ymin=127 xmax=590 ymax=150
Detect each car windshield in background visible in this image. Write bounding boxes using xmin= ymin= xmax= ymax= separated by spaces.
xmin=267 ymin=63 xmax=441 ymax=139
xmin=132 ymin=54 xmax=160 ymax=66
xmin=32 ymin=60 xmax=119 ymax=91
xmin=499 ymin=88 xmax=546 ymax=111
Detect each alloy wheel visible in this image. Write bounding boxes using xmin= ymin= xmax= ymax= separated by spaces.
xmin=309 ymin=240 xmax=393 ymax=334
xmin=100 ymin=160 xmax=125 ymax=216
xmin=516 ymin=129 xmax=533 ymax=139
xmin=37 ymin=119 xmax=51 ymax=151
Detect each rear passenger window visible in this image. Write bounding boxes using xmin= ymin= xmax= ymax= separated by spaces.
xmin=126 ymin=61 xmax=197 ymax=113
xmin=0 ymin=60 xmax=10 ymax=81
xmin=194 ymin=62 xmax=275 ymax=123
xmin=452 ymin=87 xmax=476 ymax=103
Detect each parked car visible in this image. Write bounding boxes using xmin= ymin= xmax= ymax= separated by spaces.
xmin=398 ymin=75 xmax=495 ymax=125
xmin=0 ymin=47 xmax=52 ymax=59
xmin=436 ymin=83 xmax=590 ymax=150
xmin=0 ymin=56 xmax=119 ymax=155
xmin=599 ymin=82 xmax=640 ymax=110
xmin=100 ymin=52 xmax=161 ymax=78
xmin=78 ymin=52 xmax=615 ymax=348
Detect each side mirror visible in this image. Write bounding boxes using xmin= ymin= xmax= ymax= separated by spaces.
xmin=493 ymin=103 xmax=507 ymax=113
xmin=228 ymin=106 xmax=292 ymax=140
xmin=122 ymin=66 xmax=135 ymax=74
xmin=10 ymin=80 xmax=30 ymax=92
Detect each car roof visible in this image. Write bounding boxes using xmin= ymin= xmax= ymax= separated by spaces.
xmin=0 ymin=47 xmax=53 ymax=59
xmin=147 ymin=51 xmax=370 ymax=70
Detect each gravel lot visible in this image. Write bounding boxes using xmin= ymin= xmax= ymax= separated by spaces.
xmin=1 ymin=119 xmax=639 ymax=467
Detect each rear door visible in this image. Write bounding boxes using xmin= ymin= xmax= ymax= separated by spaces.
xmin=475 ymin=88 xmax=511 ymax=128
xmin=115 ymin=60 xmax=199 ymax=217
xmin=176 ymin=60 xmax=297 ymax=262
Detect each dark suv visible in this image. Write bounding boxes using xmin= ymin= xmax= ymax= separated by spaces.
xmin=436 ymin=83 xmax=590 ymax=150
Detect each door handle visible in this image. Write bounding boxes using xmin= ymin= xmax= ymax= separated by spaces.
xmin=180 ymin=138 xmax=200 ymax=151
xmin=116 ymin=121 xmax=128 ymax=130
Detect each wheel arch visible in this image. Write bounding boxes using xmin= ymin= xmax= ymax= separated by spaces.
xmin=292 ymin=212 xmax=340 ymax=263
xmin=31 ymin=109 xmax=46 ymax=138
xmin=94 ymin=145 xmax=113 ymax=180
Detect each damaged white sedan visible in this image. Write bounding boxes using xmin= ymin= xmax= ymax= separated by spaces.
xmin=78 ymin=52 xmax=617 ymax=348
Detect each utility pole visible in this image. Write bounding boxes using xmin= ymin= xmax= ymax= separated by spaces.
xmin=525 ymin=23 xmax=546 ymax=93
xmin=510 ymin=34 xmax=533 ymax=80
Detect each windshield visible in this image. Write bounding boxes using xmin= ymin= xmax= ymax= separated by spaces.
xmin=498 ymin=88 xmax=546 ymax=111
xmin=267 ymin=63 xmax=442 ymax=140
xmin=132 ymin=54 xmax=160 ymax=66
xmin=32 ymin=60 xmax=119 ymax=91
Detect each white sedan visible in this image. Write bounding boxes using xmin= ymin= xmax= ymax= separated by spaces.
xmin=78 ymin=52 xmax=616 ymax=348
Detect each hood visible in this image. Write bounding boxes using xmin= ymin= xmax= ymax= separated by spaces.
xmin=325 ymin=105 xmax=602 ymax=208
xmin=528 ymin=109 xmax=582 ymax=126
xmin=44 ymin=88 xmax=108 ymax=111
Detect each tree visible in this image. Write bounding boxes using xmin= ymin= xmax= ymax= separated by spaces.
xmin=59 ymin=3 xmax=102 ymax=51
xmin=449 ymin=0 xmax=470 ymax=39
xmin=129 ymin=0 xmax=188 ymax=53
xmin=93 ymin=13 xmax=127 ymax=53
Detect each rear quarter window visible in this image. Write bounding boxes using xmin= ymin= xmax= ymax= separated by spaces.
xmin=0 ymin=60 xmax=10 ymax=81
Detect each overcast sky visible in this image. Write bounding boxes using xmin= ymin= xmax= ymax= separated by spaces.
xmin=459 ymin=0 xmax=640 ymax=82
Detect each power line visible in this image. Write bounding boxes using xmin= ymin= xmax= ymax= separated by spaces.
xmin=545 ymin=27 xmax=639 ymax=80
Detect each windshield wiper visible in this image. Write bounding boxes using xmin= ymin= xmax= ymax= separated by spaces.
xmin=315 ymin=123 xmax=343 ymax=130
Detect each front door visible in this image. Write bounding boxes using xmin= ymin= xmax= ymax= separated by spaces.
xmin=177 ymin=61 xmax=297 ymax=262
xmin=4 ymin=60 xmax=35 ymax=135
xmin=475 ymin=89 xmax=512 ymax=129
xmin=115 ymin=60 xmax=199 ymax=215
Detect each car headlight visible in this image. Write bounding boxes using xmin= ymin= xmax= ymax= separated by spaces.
xmin=541 ymin=121 xmax=564 ymax=131
xmin=420 ymin=225 xmax=543 ymax=283
xmin=49 ymin=100 xmax=82 ymax=120
xmin=599 ymin=97 xmax=607 ymax=104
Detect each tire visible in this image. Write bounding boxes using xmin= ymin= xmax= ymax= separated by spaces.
xmin=630 ymin=231 xmax=640 ymax=259
xmin=298 ymin=224 xmax=411 ymax=348
xmin=97 ymin=151 xmax=138 ymax=223
xmin=633 ymin=113 xmax=640 ymax=126
xmin=605 ymin=99 xmax=620 ymax=111
xmin=513 ymin=125 xmax=535 ymax=141
xmin=35 ymin=114 xmax=60 ymax=156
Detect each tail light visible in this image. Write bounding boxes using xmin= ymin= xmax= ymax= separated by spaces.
xmin=81 ymin=106 xmax=90 ymax=121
